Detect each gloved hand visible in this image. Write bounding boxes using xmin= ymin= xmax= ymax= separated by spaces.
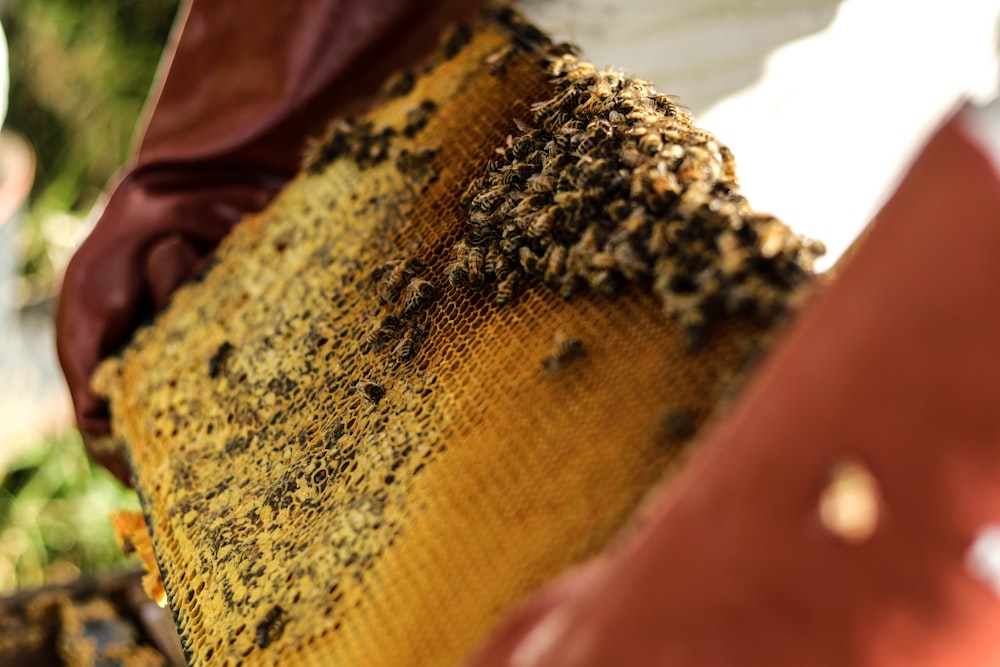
xmin=464 ymin=106 xmax=1000 ymax=666
xmin=56 ymin=0 xmax=483 ymax=483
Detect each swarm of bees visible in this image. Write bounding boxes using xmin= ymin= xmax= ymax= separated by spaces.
xmin=448 ymin=53 xmax=825 ymax=346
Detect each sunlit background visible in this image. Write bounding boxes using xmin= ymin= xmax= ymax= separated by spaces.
xmin=0 ymin=0 xmax=998 ymax=595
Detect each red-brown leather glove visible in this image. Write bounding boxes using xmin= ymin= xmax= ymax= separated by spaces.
xmin=464 ymin=105 xmax=1000 ymax=666
xmin=56 ymin=0 xmax=483 ymax=483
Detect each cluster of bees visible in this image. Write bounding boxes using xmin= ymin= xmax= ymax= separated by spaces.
xmin=303 ymin=99 xmax=438 ymax=176
xmin=362 ymin=257 xmax=435 ymax=376
xmin=304 ymin=118 xmax=396 ymax=175
xmin=449 ymin=53 xmax=824 ymax=346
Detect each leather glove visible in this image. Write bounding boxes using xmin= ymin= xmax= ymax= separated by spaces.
xmin=464 ymin=105 xmax=1000 ymax=666
xmin=56 ymin=0 xmax=483 ymax=483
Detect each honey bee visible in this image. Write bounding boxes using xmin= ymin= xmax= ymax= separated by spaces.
xmin=578 ymin=158 xmax=611 ymax=184
xmin=525 ymin=149 xmax=548 ymax=167
xmin=606 ymin=198 xmax=630 ymax=223
xmin=357 ymin=380 xmax=386 ymax=405
xmin=541 ymin=153 xmax=572 ymax=177
xmin=574 ymin=225 xmax=599 ymax=254
xmin=460 ymin=176 xmax=488 ymax=209
xmin=498 ymin=164 xmax=524 ymax=186
xmin=449 ymin=238 xmax=469 ymax=260
xmin=654 ymin=94 xmax=686 ymax=119
xmin=495 ymin=271 xmax=520 ymax=306
xmin=440 ymin=22 xmax=472 ymax=58
xmin=391 ymin=334 xmax=414 ymax=365
xmin=649 ymin=170 xmax=679 ymax=196
xmin=661 ymin=408 xmax=695 ymax=443
xmin=661 ymin=128 xmax=684 ymax=142
xmin=588 ymin=251 xmax=617 ymax=271
xmin=518 ymin=246 xmax=541 ymax=273
xmin=303 ymin=118 xmax=355 ymax=174
xmin=677 ymin=180 xmax=713 ymax=218
xmin=468 ymin=224 xmax=500 ymax=247
xmin=510 ymin=135 xmax=536 ymax=161
xmin=683 ymin=127 xmax=715 ymax=146
xmin=499 ymin=229 xmax=523 ymax=255
xmin=404 ymin=100 xmax=437 ymax=138
xmin=208 ymin=341 xmax=234 ymax=379
xmin=621 ymin=207 xmax=648 ymax=235
xmin=485 ymin=248 xmax=510 ymax=281
xmin=514 ymin=193 xmax=549 ymax=217
xmin=620 ymin=144 xmax=645 ymax=167
xmin=543 ymin=244 xmax=567 ymax=287
xmin=570 ymin=131 xmax=599 ymax=154
xmin=552 ymin=190 xmax=583 ymax=213
xmin=446 ymin=258 xmax=469 ymax=287
xmin=526 ymin=172 xmax=555 ymax=192
xmin=514 ymin=162 xmax=536 ymax=182
xmin=364 ymin=315 xmax=401 ymax=351
xmin=372 ymin=258 xmax=421 ymax=304
xmin=255 ymin=605 xmax=287 ymax=649
xmin=612 ymin=243 xmax=647 ymax=280
xmin=486 ymin=45 xmax=518 ymax=75
xmin=592 ymin=76 xmax=616 ymax=99
xmin=585 ymin=115 xmax=613 ymax=137
xmin=402 ymin=278 xmax=436 ymax=316
xmin=380 ymin=69 xmax=415 ymax=99
xmin=495 ymin=136 xmax=513 ymax=158
xmin=580 ymin=186 xmax=608 ymax=207
xmin=538 ymin=104 xmax=570 ymax=128
xmin=589 ymin=269 xmax=620 ymax=295
xmin=554 ymin=132 xmax=575 ymax=152
xmin=718 ymin=145 xmax=737 ymax=183
xmin=530 ymin=96 xmax=555 ymax=117
xmin=542 ymin=332 xmax=585 ymax=372
xmin=467 ymin=208 xmax=493 ymax=228
xmin=527 ymin=208 xmax=556 ymax=238
xmin=677 ymin=308 xmax=707 ymax=350
xmin=677 ymin=149 xmax=713 ymax=183
xmin=395 ymin=145 xmax=437 ymax=174
xmin=471 ymin=186 xmax=508 ymax=214
xmin=466 ymin=246 xmax=485 ymax=288
xmin=562 ymin=117 xmax=584 ymax=134
xmin=546 ymin=53 xmax=577 ymax=78
xmin=639 ymin=131 xmax=664 ymax=155
xmin=391 ymin=323 xmax=427 ymax=365
xmin=559 ymin=271 xmax=582 ymax=299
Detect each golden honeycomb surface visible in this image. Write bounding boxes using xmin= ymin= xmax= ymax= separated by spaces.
xmin=94 ymin=7 xmax=819 ymax=665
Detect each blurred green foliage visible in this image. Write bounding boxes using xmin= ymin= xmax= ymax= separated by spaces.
xmin=0 ymin=430 xmax=141 ymax=593
xmin=3 ymin=0 xmax=181 ymax=303
xmin=0 ymin=0 xmax=179 ymax=593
